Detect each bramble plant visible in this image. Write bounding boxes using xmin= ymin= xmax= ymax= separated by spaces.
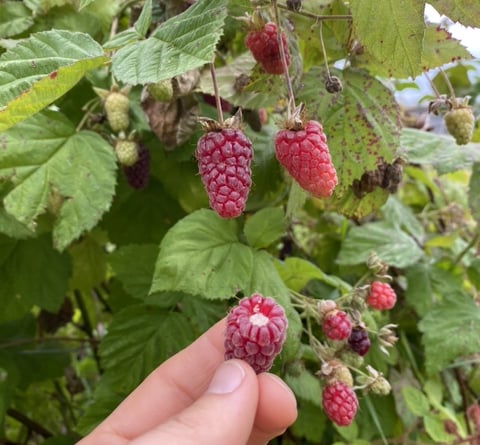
xmin=0 ymin=0 xmax=480 ymax=444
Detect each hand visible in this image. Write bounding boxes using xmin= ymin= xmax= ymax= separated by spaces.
xmin=77 ymin=318 xmax=297 ymax=445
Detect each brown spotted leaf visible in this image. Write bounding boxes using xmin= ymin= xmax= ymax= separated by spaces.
xmin=421 ymin=24 xmax=472 ymax=70
xmin=430 ymin=0 xmax=480 ymax=28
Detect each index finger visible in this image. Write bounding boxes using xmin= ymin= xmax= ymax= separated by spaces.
xmin=92 ymin=318 xmax=227 ymax=440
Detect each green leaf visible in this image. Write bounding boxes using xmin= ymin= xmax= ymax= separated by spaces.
xmin=400 ymin=128 xmax=480 ymax=174
xmin=109 ymin=244 xmax=159 ymax=300
xmin=430 ymin=0 xmax=480 ymax=28
xmin=290 ymin=401 xmax=326 ymax=442
xmin=151 ymin=209 xmax=251 ymax=299
xmin=405 ymin=263 xmax=435 ymax=316
xmin=0 ymin=206 xmax=35 ymax=239
xmin=0 ymin=2 xmax=34 ymax=38
xmin=337 ymin=221 xmax=424 ymax=268
xmin=134 ymin=0 xmax=152 ymax=37
xmin=75 ymin=375 xmax=125 ymax=435
xmin=111 ymin=0 xmax=227 ymax=85
xmin=468 ymin=162 xmax=480 ymax=222
xmin=0 ymin=111 xmax=117 ymax=251
xmin=297 ymin=67 xmax=400 ymax=194
xmin=0 ymin=30 xmax=108 ymax=131
xmin=421 ymin=25 xmax=472 ymax=70
xmin=402 ymin=386 xmax=431 ymax=416
xmin=418 ymin=293 xmax=480 ymax=374
xmin=102 ymin=29 xmax=141 ymax=50
xmin=351 ymin=0 xmax=425 ymax=78
xmin=101 ymin=177 xmax=185 ymax=245
xmin=68 ymin=231 xmax=108 ymax=291
xmin=244 ymin=207 xmax=285 ymax=249
xmin=0 ymin=235 xmax=70 ymax=322
xmin=424 ymin=415 xmax=456 ymax=443
xmin=276 ymin=257 xmax=351 ymax=293
xmin=381 ymin=196 xmax=424 ymax=241
xmin=99 ymin=305 xmax=195 ymax=391
xmin=79 ymin=0 xmax=97 ymax=10
xmin=285 ymin=369 xmax=322 ymax=407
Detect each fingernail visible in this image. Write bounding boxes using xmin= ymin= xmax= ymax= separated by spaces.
xmin=265 ymin=374 xmax=297 ymax=408
xmin=208 ymin=361 xmax=245 ymax=394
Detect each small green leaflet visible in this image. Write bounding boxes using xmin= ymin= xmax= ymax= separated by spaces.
xmin=0 ymin=111 xmax=117 ymax=251
xmin=244 ymin=207 xmax=285 ymax=249
xmin=337 ymin=221 xmax=424 ymax=268
xmin=0 ymin=235 xmax=70 ymax=323
xmin=0 ymin=30 xmax=108 ymax=132
xmin=112 ymin=0 xmax=227 ymax=85
xmin=418 ymin=293 xmax=480 ymax=374
xmin=0 ymin=2 xmax=34 ymax=38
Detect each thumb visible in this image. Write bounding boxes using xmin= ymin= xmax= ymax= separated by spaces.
xmin=130 ymin=360 xmax=259 ymax=445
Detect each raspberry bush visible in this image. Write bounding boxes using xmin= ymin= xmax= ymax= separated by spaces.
xmin=0 ymin=0 xmax=480 ymax=444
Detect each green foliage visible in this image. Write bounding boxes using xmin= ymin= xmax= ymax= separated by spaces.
xmin=1 ymin=0 xmax=479 ymax=444
xmin=0 ymin=111 xmax=117 ymax=250
xmin=111 ymin=0 xmax=228 ymax=85
xmin=0 ymin=30 xmax=108 ymax=131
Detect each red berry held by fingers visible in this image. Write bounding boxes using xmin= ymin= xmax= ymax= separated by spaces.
xmin=367 ymin=282 xmax=397 ymax=310
xmin=322 ymin=381 xmax=358 ymax=426
xmin=275 ymin=120 xmax=338 ymax=198
xmin=245 ymin=22 xmax=290 ymax=75
xmin=224 ymin=293 xmax=288 ymax=374
xmin=195 ymin=117 xmax=253 ymax=219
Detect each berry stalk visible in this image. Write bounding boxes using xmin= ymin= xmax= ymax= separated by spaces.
xmin=210 ymin=62 xmax=224 ymax=125
xmin=271 ymin=0 xmax=296 ymax=117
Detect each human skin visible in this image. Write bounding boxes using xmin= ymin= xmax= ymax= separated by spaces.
xmin=76 ymin=318 xmax=297 ymax=445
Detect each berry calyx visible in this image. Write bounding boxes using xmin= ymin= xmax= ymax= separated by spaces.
xmin=444 ymin=104 xmax=475 ymax=145
xmin=224 ymin=293 xmax=288 ymax=374
xmin=195 ymin=115 xmax=253 ymax=219
xmin=367 ymin=282 xmax=397 ymax=311
xmin=123 ymin=144 xmax=150 ymax=190
xmin=322 ymin=310 xmax=352 ymax=341
xmin=275 ymin=119 xmax=338 ymax=198
xmin=348 ymin=326 xmax=371 ymax=356
xmin=245 ymin=22 xmax=290 ymax=75
xmin=322 ymin=381 xmax=358 ymax=426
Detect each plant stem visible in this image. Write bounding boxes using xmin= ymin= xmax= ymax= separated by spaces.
xmin=439 ymin=67 xmax=456 ymax=99
xmin=318 ymin=22 xmax=332 ymax=79
xmin=271 ymin=0 xmax=295 ymax=118
xmin=7 ymin=409 xmax=53 ymax=438
xmin=451 ymin=231 xmax=479 ymax=269
xmin=424 ymin=71 xmax=442 ymax=98
xmin=210 ymin=63 xmax=224 ymax=124
xmin=278 ymin=3 xmax=352 ymax=21
xmin=0 ymin=336 xmax=99 ymax=350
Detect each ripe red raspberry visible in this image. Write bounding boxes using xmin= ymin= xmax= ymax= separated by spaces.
xmin=322 ymin=310 xmax=352 ymax=341
xmin=195 ymin=127 xmax=252 ymax=218
xmin=274 ymin=120 xmax=337 ymax=198
xmin=123 ymin=144 xmax=150 ymax=190
xmin=224 ymin=293 xmax=288 ymax=374
xmin=367 ymin=282 xmax=397 ymax=310
xmin=245 ymin=22 xmax=290 ymax=75
xmin=322 ymin=381 xmax=358 ymax=426
xmin=348 ymin=326 xmax=371 ymax=356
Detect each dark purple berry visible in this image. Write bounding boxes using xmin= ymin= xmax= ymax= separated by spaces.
xmin=348 ymin=326 xmax=370 ymax=356
xmin=123 ymin=144 xmax=150 ymax=189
